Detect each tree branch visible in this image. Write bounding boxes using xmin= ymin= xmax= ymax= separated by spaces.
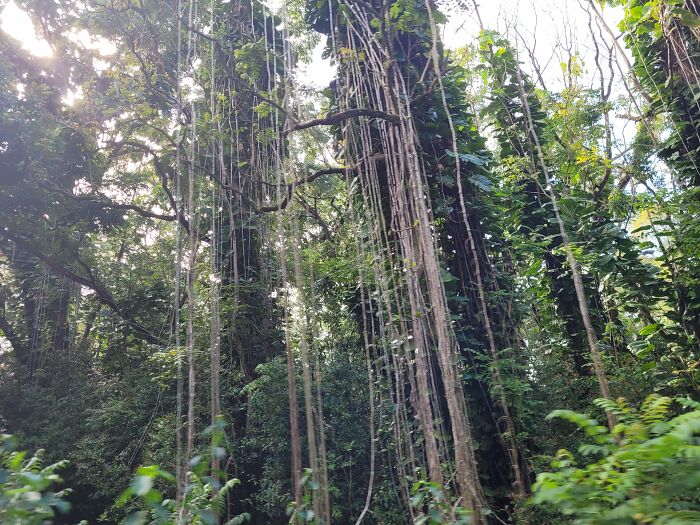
xmin=0 ymin=232 xmax=164 ymax=345
xmin=107 ymin=139 xmax=193 ymax=234
xmin=297 ymin=194 xmax=332 ymax=241
xmin=283 ymin=109 xmax=401 ymax=136
xmin=51 ymin=184 xmax=178 ymax=222
xmin=211 ymin=166 xmax=348 ymax=214
xmin=256 ymin=168 xmax=348 ymax=213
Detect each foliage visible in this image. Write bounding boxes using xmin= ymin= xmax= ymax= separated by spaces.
xmin=410 ymin=480 xmax=473 ymax=525
xmin=532 ymin=396 xmax=700 ymax=524
xmin=116 ymin=417 xmax=250 ymax=525
xmin=116 ymin=464 xmax=248 ymax=525
xmin=287 ymin=468 xmax=318 ymax=524
xmin=0 ymin=434 xmax=73 ymax=525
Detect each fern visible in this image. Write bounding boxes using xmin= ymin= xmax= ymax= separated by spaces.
xmin=640 ymin=394 xmax=673 ymax=425
xmin=532 ymin=397 xmax=700 ymax=525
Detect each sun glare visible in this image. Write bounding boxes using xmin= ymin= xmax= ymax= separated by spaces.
xmin=0 ymin=1 xmax=53 ymax=57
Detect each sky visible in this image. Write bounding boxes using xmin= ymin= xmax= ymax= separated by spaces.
xmin=0 ymin=0 xmax=625 ymax=86
xmin=445 ymin=0 xmax=625 ymax=87
xmin=0 ymin=0 xmax=630 ymax=142
xmin=1 ymin=0 xmax=53 ymax=57
xmin=294 ymin=0 xmax=625 ymax=91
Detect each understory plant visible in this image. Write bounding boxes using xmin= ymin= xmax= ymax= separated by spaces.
xmin=532 ymin=396 xmax=700 ymax=524
xmin=0 ymin=434 xmax=72 ymax=525
xmin=117 ymin=417 xmax=250 ymax=525
xmin=410 ymin=479 xmax=473 ymax=525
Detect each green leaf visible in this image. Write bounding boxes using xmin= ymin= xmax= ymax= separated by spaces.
xmin=639 ymin=323 xmax=659 ymax=336
xmin=132 ymin=475 xmax=153 ymax=497
xmin=439 ymin=267 xmax=458 ymax=283
xmin=469 ymin=174 xmax=493 ymax=192
xmin=410 ymin=492 xmax=424 ymax=508
xmin=676 ymin=8 xmax=700 ymax=28
xmin=459 ymin=152 xmax=488 ymax=166
xmin=200 ymin=509 xmax=217 ymax=525
xmin=124 ymin=511 xmax=148 ymax=525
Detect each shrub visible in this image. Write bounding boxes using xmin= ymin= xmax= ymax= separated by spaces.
xmin=0 ymin=434 xmax=72 ymax=525
xmin=532 ymin=396 xmax=700 ymax=524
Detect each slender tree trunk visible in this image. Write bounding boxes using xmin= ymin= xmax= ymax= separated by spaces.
xmin=174 ymin=0 xmax=185 ymax=501
xmin=291 ymin=216 xmax=322 ymax=520
xmin=185 ymin=177 xmax=197 ymax=468
xmin=513 ymin=60 xmax=616 ymax=431
xmin=210 ymin=170 xmax=222 ymax=474
xmin=354 ymin=279 xmax=375 ymax=525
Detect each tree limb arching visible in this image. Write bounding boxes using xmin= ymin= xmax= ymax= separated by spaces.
xmin=106 ymin=140 xmax=191 ymax=227
xmin=283 ymin=108 xmax=401 ymax=136
xmin=0 ymin=231 xmax=164 ymax=346
xmin=211 ymin=166 xmax=349 ymax=214
xmin=90 ymin=200 xmax=177 ymax=221
xmin=256 ymin=167 xmax=348 ymax=213
xmin=253 ymin=154 xmax=386 ymax=214
xmin=50 ymin=184 xmax=179 ymax=223
xmin=105 ymin=139 xmax=216 ymax=241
